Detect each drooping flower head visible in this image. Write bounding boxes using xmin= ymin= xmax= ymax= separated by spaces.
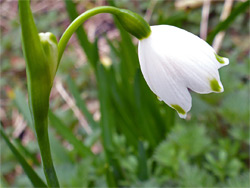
xmin=138 ymin=25 xmax=229 ymax=118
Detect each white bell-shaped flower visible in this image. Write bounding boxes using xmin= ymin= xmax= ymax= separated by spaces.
xmin=138 ymin=25 xmax=229 ymax=119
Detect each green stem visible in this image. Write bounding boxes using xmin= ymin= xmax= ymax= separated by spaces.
xmin=19 ymin=1 xmax=59 ymax=187
xmin=58 ymin=6 xmax=120 ymax=65
xmin=36 ymin=119 xmax=59 ymax=187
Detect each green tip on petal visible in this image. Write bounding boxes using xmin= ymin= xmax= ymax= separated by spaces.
xmin=210 ymin=78 xmax=221 ymax=92
xmin=171 ymin=104 xmax=186 ymax=115
xmin=215 ymin=53 xmax=225 ymax=64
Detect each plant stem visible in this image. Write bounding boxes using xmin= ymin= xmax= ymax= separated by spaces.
xmin=36 ymin=119 xmax=60 ymax=187
xmin=58 ymin=6 xmax=120 ymax=64
xmin=19 ymin=0 xmax=60 ymax=187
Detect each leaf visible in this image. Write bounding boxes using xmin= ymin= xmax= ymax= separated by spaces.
xmin=14 ymin=138 xmax=40 ymax=166
xmin=221 ymin=172 xmax=250 ymax=188
xmin=154 ymin=124 xmax=211 ymax=172
xmin=66 ymin=76 xmax=99 ymax=130
xmin=48 ymin=111 xmax=93 ymax=158
xmin=220 ymin=87 xmax=248 ymax=124
xmin=64 ymin=0 xmax=98 ymax=69
xmin=96 ymin=64 xmax=125 ymax=186
xmin=48 ymin=130 xmax=72 ymax=164
xmin=178 ymin=164 xmax=215 ymax=187
xmin=0 ymin=126 xmax=47 ymax=188
xmin=207 ymin=1 xmax=250 ymax=44
xmin=134 ymin=70 xmax=163 ymax=147
xmin=13 ymin=89 xmax=33 ymax=129
xmin=137 ymin=141 xmax=148 ymax=180
xmin=96 ymin=64 xmax=114 ymax=152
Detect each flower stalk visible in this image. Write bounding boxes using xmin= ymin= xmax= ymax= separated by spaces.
xmin=58 ymin=6 xmax=151 ymax=64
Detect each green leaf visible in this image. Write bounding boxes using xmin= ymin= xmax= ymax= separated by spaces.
xmin=64 ymin=0 xmax=97 ymax=68
xmin=14 ymin=139 xmax=40 ymax=166
xmin=220 ymin=87 xmax=248 ymax=124
xmin=134 ymin=70 xmax=162 ymax=147
xmin=178 ymin=164 xmax=215 ymax=187
xmin=96 ymin=64 xmax=115 ymax=152
xmin=13 ymin=89 xmax=33 ymax=129
xmin=154 ymin=124 xmax=211 ymax=172
xmin=221 ymin=172 xmax=250 ymax=188
xmin=48 ymin=111 xmax=93 ymax=158
xmin=0 ymin=126 xmax=47 ymax=188
xmin=96 ymin=64 xmax=125 ymax=186
xmin=137 ymin=141 xmax=148 ymax=180
xmin=207 ymin=1 xmax=250 ymax=44
xmin=66 ymin=76 xmax=99 ymax=130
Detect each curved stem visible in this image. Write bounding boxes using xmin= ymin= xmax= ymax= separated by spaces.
xmin=58 ymin=6 xmax=120 ymax=65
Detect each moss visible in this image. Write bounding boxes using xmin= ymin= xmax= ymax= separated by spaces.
xmin=171 ymin=104 xmax=185 ymax=115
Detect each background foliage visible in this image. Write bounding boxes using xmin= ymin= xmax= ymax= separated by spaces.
xmin=0 ymin=0 xmax=249 ymax=187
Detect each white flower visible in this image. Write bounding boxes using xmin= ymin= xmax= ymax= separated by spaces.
xmin=138 ymin=25 xmax=229 ymax=119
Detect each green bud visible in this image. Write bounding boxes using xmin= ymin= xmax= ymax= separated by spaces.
xmin=39 ymin=32 xmax=58 ymax=84
xmin=115 ymin=9 xmax=151 ymax=40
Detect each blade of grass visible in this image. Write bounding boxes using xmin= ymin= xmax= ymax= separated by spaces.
xmin=97 ymin=64 xmax=127 ymax=186
xmin=108 ymin=0 xmax=140 ymax=95
xmin=104 ymin=30 xmax=142 ymax=147
xmin=66 ymin=76 xmax=98 ymax=130
xmin=106 ymin=67 xmax=139 ymax=147
xmin=64 ymin=0 xmax=98 ymax=69
xmin=14 ymin=138 xmax=40 ymax=166
xmin=97 ymin=64 xmax=114 ymax=152
xmin=13 ymin=89 xmax=33 ymax=129
xmin=164 ymin=106 xmax=176 ymax=133
xmin=0 ymin=126 xmax=47 ymax=188
xmin=137 ymin=141 xmax=148 ymax=180
xmin=134 ymin=71 xmax=161 ymax=147
xmin=105 ymin=164 xmax=117 ymax=187
xmin=207 ymin=0 xmax=249 ymax=44
xmin=48 ymin=111 xmax=93 ymax=158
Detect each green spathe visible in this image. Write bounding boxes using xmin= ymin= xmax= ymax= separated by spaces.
xmin=210 ymin=78 xmax=221 ymax=92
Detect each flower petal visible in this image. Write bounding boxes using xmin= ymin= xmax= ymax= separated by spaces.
xmin=147 ymin=25 xmax=227 ymax=94
xmin=215 ymin=53 xmax=229 ymax=69
xmin=138 ymin=25 xmax=229 ymax=118
xmin=139 ymin=39 xmax=191 ymax=119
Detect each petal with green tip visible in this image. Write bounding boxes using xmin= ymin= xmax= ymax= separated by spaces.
xmin=138 ymin=25 xmax=229 ymax=119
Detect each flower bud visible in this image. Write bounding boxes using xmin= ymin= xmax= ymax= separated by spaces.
xmin=115 ymin=9 xmax=151 ymax=40
xmin=39 ymin=32 xmax=58 ymax=84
